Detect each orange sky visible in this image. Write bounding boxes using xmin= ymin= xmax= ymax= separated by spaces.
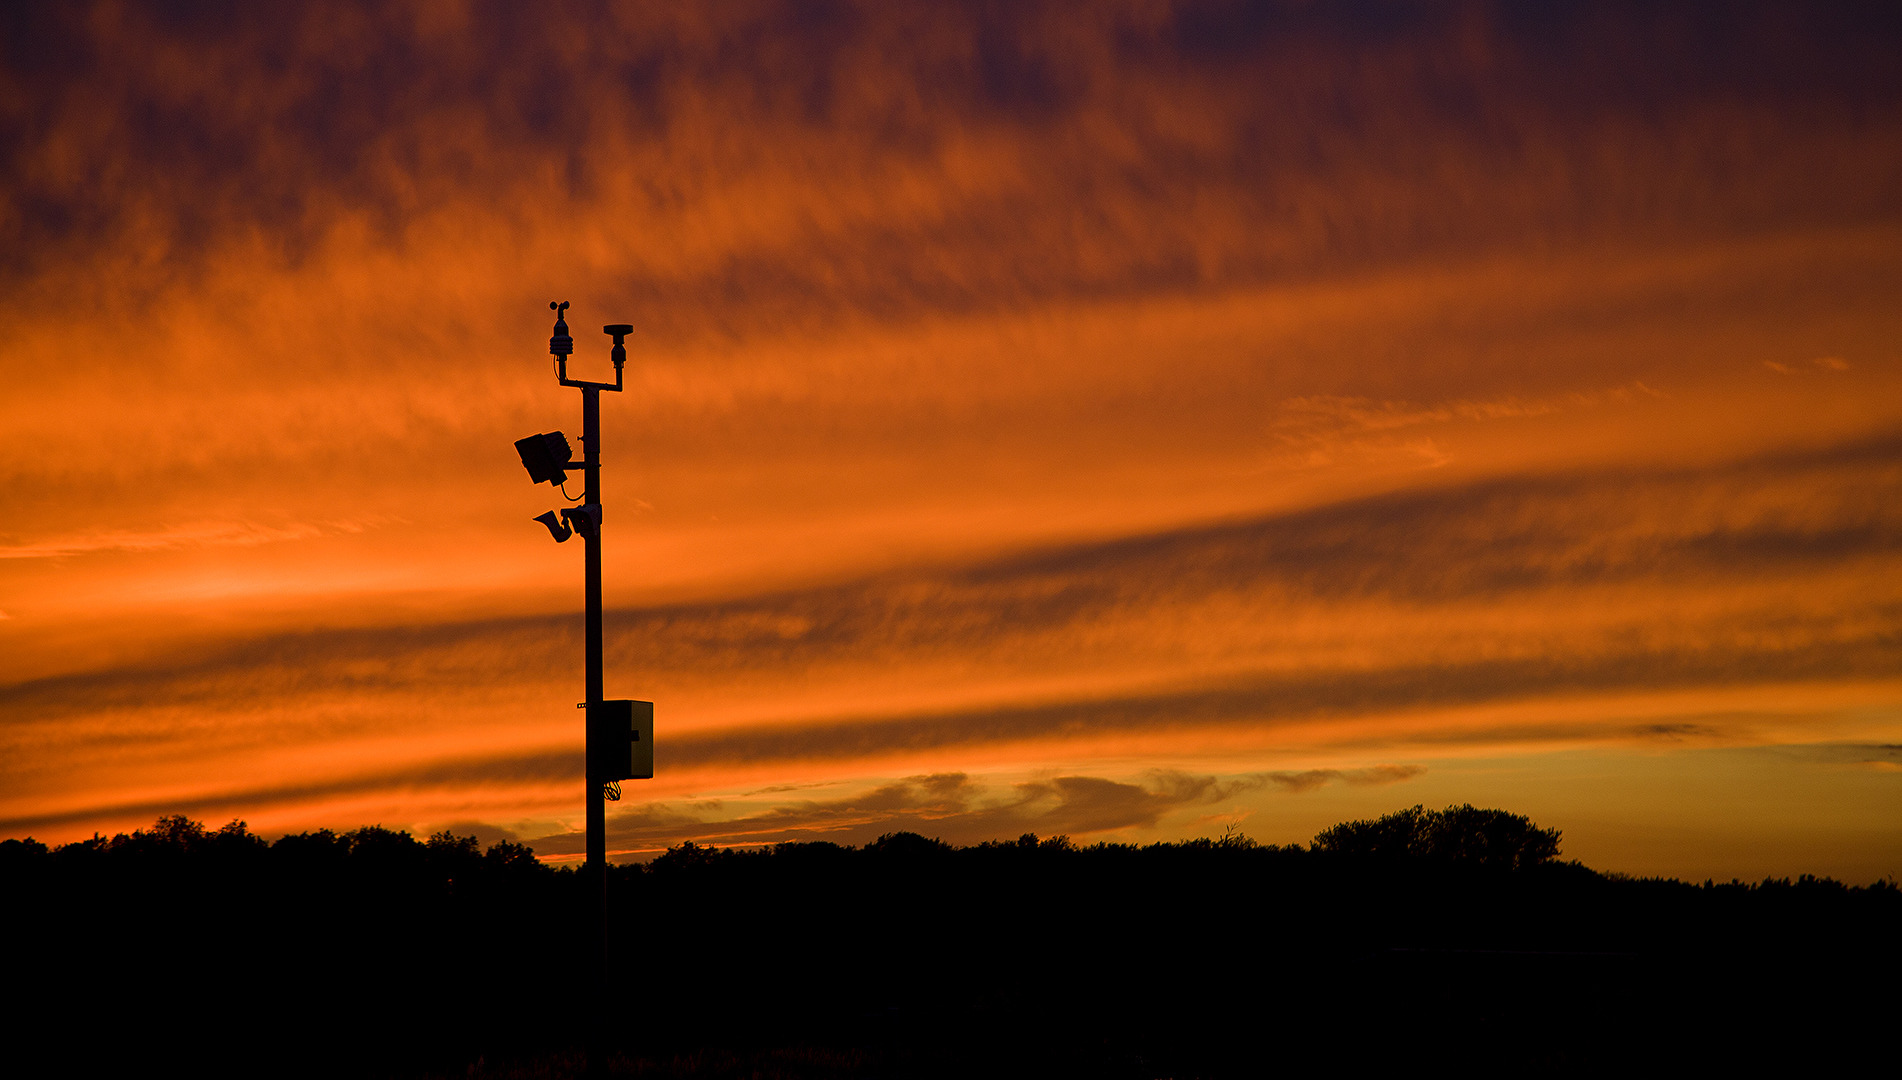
xmin=3 ymin=1 xmax=1898 ymax=881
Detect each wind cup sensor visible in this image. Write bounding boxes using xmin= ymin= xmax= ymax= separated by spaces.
xmin=549 ymin=300 xmax=574 ymax=362
xmin=516 ymin=324 xmax=583 ymax=539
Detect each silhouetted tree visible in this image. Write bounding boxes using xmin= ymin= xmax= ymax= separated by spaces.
xmin=1311 ymin=803 xmax=1561 ymax=869
xmin=0 ymin=836 xmax=49 ymax=865
xmin=650 ymin=838 xmax=733 ymax=875
xmin=482 ymin=838 xmax=544 ymax=874
xmin=862 ymin=831 xmax=952 ymax=859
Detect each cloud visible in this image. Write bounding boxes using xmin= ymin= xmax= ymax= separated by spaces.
xmin=4 ymin=430 xmax=1897 ymax=803
xmin=655 ymin=624 xmax=1901 ymax=770
xmin=421 ymin=819 xmax=523 ymax=849
xmin=1766 ymin=357 xmax=1853 ymax=376
xmin=1256 ymin=765 xmax=1426 ymax=794
xmin=0 ymin=518 xmax=382 ymax=560
xmin=1266 ymin=385 xmax=1672 ymax=468
xmin=530 ymin=766 xmax=1392 ymax=854
xmin=1633 ymin=724 xmax=1720 ymax=741
xmin=1769 ymin=742 xmax=1902 ymax=767
xmin=0 ymin=748 xmax=581 ymax=836
xmin=7 ymin=2 xmax=1900 ymax=336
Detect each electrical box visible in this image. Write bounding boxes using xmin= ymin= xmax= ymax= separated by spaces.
xmin=589 ymin=699 xmax=653 ymax=781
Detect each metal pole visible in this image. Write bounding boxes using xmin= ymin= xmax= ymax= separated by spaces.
xmin=536 ymin=304 xmax=629 ymax=1073
xmin=582 ymin=383 xmax=607 ymax=1068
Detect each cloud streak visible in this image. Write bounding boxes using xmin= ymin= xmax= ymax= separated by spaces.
xmin=4 ymin=433 xmax=1896 ymax=844
xmin=0 ymin=518 xmax=382 ymax=559
xmin=541 ymin=766 xmax=1427 ymax=855
xmin=7 ymin=429 xmax=1897 ymax=715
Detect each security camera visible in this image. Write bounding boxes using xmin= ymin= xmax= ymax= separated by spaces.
xmin=533 ymin=510 xmax=573 ymax=542
xmin=562 ymin=504 xmax=601 ymax=540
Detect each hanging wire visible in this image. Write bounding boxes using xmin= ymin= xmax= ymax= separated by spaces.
xmin=603 ymin=781 xmax=622 ymax=802
xmin=559 ymin=479 xmax=584 ymax=502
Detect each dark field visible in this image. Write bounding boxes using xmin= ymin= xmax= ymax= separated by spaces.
xmin=3 ymin=811 xmax=1894 ymax=1077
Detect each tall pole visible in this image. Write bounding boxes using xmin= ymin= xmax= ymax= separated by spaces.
xmin=582 ymin=383 xmax=607 ymax=1068
xmin=525 ymin=303 xmax=629 ymax=1074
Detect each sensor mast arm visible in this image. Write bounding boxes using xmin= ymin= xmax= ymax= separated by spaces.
xmin=555 ymin=319 xmax=631 ymax=393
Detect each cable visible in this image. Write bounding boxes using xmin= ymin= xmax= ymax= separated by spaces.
xmin=559 ymin=479 xmax=584 ymax=502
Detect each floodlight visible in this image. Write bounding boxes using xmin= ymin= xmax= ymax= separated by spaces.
xmin=514 ymin=431 xmax=572 ymax=485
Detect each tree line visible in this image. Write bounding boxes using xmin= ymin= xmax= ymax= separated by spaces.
xmin=2 ymin=805 xmax=1893 ymax=1077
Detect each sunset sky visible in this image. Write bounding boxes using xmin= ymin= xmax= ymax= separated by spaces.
xmin=3 ymin=1 xmax=1898 ymax=881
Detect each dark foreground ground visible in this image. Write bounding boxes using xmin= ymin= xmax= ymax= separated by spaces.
xmin=3 ymin=819 xmax=1896 ymax=1077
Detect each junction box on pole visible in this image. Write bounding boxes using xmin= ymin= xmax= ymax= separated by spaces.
xmin=590 ymin=700 xmax=655 ymax=781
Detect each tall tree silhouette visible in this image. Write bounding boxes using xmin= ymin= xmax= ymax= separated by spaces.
xmin=1311 ymin=803 xmax=1561 ymax=869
